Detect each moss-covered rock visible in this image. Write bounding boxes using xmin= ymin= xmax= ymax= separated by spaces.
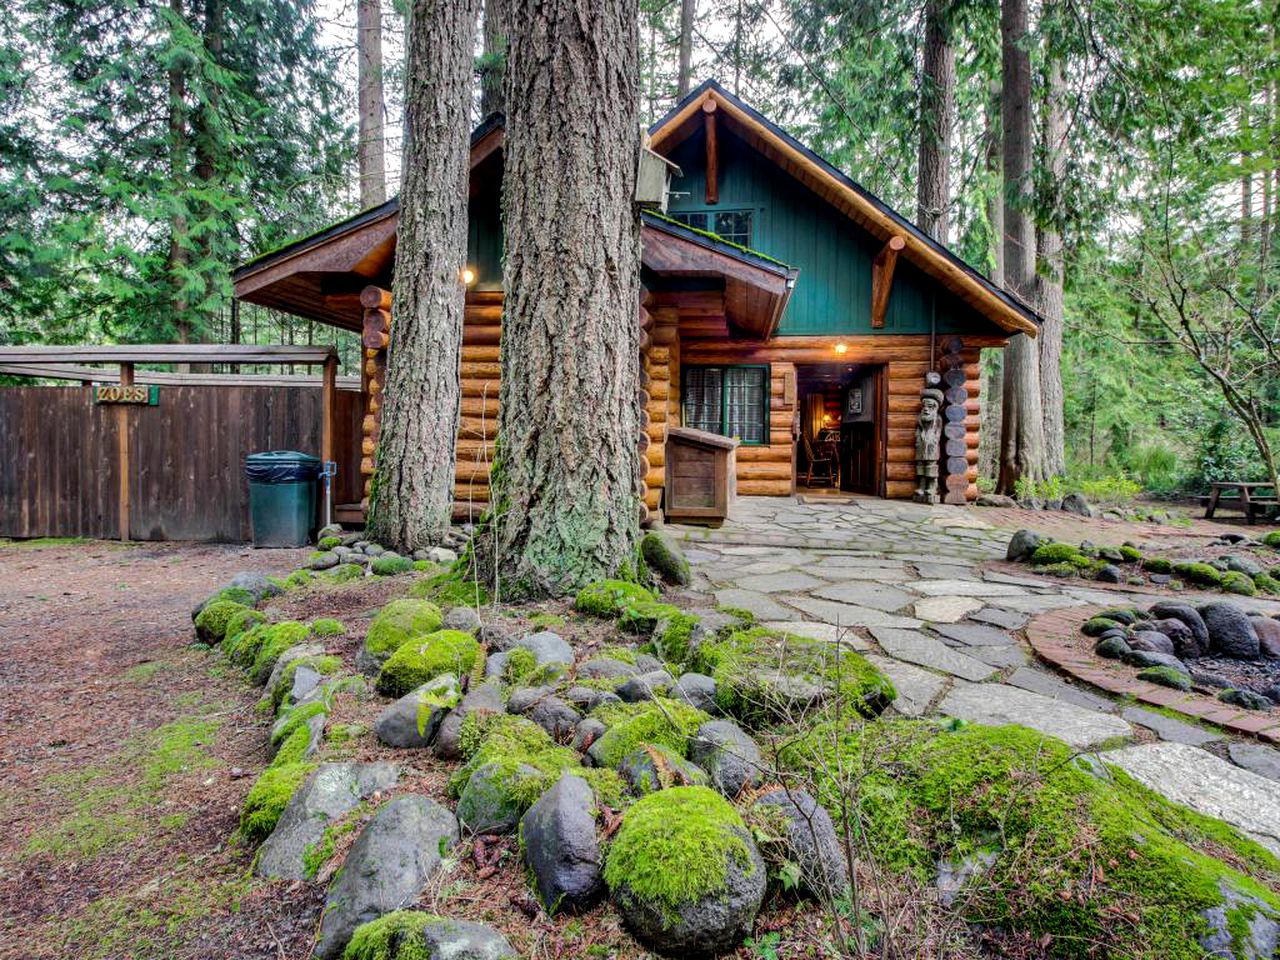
xmin=640 ymin=531 xmax=691 ymax=585
xmin=1261 ymin=531 xmax=1280 ymax=549
xmin=364 ymin=599 xmax=444 ymax=659
xmin=1173 ymin=561 xmax=1223 ymax=587
xmin=322 ymin=563 xmax=365 ymax=584
xmin=371 ymin=554 xmax=413 ymax=576
xmin=311 ymin=617 xmax=346 ymax=637
xmin=574 ymin=579 xmax=656 ymax=618
xmin=241 ymin=761 xmax=316 ymax=843
xmin=342 ymin=911 xmax=515 ymax=960
xmin=376 ymin=630 xmax=481 ymax=698
xmin=696 ymin=626 xmax=894 ymax=726
xmin=1081 ymin=617 xmax=1122 ymax=637
xmin=270 ymin=700 xmax=329 ymax=751
xmin=1119 ymin=545 xmax=1143 ymax=563
xmin=1253 ymin=573 xmax=1280 ymax=596
xmin=317 ymin=536 xmax=341 ymax=550
xmin=1030 ymin=542 xmax=1086 ymax=566
xmin=1137 ymin=665 xmax=1192 ymax=690
xmin=586 ymin=699 xmax=710 ymax=769
xmin=1143 ymin=557 xmax=1174 ymax=574
xmin=779 ymin=719 xmax=1280 ymax=957
xmin=270 ymin=654 xmax=342 ymax=712
xmin=406 ymin=570 xmax=489 ymax=608
xmin=224 ymin=607 xmax=267 ymax=644
xmin=248 ymin=621 xmax=313 ymax=684
xmin=1221 ymin=571 xmax=1258 ymax=597
xmin=194 ymin=599 xmax=251 ymax=644
xmin=619 ymin=743 xmax=710 ymax=795
xmin=1035 ymin=561 xmax=1081 ymax=578
xmin=604 ymin=786 xmax=766 ymax=956
xmin=619 ymin=600 xmax=682 ymax=636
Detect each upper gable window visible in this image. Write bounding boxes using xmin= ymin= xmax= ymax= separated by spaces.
xmin=670 ymin=209 xmax=753 ymax=248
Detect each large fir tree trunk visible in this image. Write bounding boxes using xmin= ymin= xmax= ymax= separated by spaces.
xmin=479 ymin=0 xmax=507 ymax=116
xmin=1037 ymin=54 xmax=1067 ymax=478
xmin=916 ymin=0 xmax=954 ymax=242
xmin=977 ymin=84 xmax=1004 ymax=483
xmin=677 ymin=0 xmax=695 ymax=98
xmin=357 ymin=0 xmax=386 ymax=207
xmin=367 ymin=0 xmax=479 ymax=551
xmin=167 ymin=0 xmax=190 ymax=347
xmin=996 ymin=0 xmax=1045 ymax=494
xmin=483 ymin=0 xmax=642 ymax=597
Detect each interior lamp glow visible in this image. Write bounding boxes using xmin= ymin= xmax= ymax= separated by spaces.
xmin=834 ymin=342 xmax=848 ymax=354
xmin=461 ymin=267 xmax=476 ymax=285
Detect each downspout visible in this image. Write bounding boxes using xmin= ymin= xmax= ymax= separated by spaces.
xmin=929 ymin=294 xmax=937 ymax=370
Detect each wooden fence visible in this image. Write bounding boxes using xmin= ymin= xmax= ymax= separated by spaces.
xmin=0 ymin=384 xmax=363 ymax=541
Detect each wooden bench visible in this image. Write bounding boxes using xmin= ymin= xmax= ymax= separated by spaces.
xmin=1202 ymin=482 xmax=1279 ymax=524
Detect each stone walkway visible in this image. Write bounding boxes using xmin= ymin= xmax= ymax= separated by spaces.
xmin=667 ymin=496 xmax=1280 ymax=857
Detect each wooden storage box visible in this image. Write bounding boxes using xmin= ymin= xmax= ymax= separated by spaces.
xmin=663 ymin=426 xmax=739 ymax=524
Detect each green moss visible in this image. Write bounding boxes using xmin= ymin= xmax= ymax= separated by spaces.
xmin=574 ymin=579 xmax=656 ymax=618
xmin=1137 ymin=665 xmax=1192 ymax=690
xmin=1260 ymin=531 xmax=1280 ymax=548
xmin=1035 ymin=562 xmax=1080 ymax=578
xmin=194 ymin=600 xmax=251 ymax=643
xmin=597 ymin=644 xmax=640 ymax=665
xmin=318 ymin=536 xmax=342 ymax=550
xmin=715 ymin=606 xmax=756 ymax=627
xmin=248 ymin=621 xmax=312 ymax=682
xmin=1220 ymin=571 xmax=1258 ymax=596
xmin=603 ymin=786 xmax=755 ymax=914
xmin=779 ymin=720 xmax=1280 ymax=957
xmin=647 ymin=612 xmax=699 ymax=666
xmin=364 ymin=599 xmax=444 ymax=657
xmin=699 ymin=626 xmax=894 ymax=726
xmin=323 ymin=563 xmax=365 ymax=584
xmin=240 ymin=763 xmax=315 ymax=843
xmin=311 ymin=617 xmax=346 ymax=637
xmin=1253 ymin=573 xmax=1280 ymax=596
xmin=645 ymin=209 xmax=792 ymax=267
xmin=1081 ymin=617 xmax=1121 ymax=637
xmin=407 ymin=570 xmax=489 ymax=608
xmin=588 ymin=699 xmax=710 ymax=769
xmin=376 ymin=630 xmax=481 ymax=697
xmin=302 ymin=805 xmax=368 ymax=881
xmin=501 ymin=646 xmax=538 ymax=686
xmin=371 ymin=554 xmax=414 ymax=576
xmin=272 ymin=720 xmax=314 ymax=767
xmin=1173 ymin=561 xmax=1223 ymax=586
xmin=1143 ymin=557 xmax=1174 ymax=574
xmin=271 ymin=655 xmax=342 ymax=712
xmin=619 ymin=600 xmax=682 ymax=636
xmin=1030 ymin=542 xmax=1086 ymax=566
xmin=341 ymin=909 xmax=446 ymax=960
xmin=528 ymin=612 xmax=566 ymax=629
xmin=1119 ymin=545 xmax=1143 ymax=562
xmin=270 ymin=700 xmax=328 ymax=750
xmin=328 ymin=722 xmax=367 ymax=745
xmin=224 ymin=608 xmax=266 ymax=644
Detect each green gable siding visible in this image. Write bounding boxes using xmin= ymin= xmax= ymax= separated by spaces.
xmin=664 ymin=129 xmax=1004 ymax=338
xmin=467 ymin=182 xmax=503 ymax=290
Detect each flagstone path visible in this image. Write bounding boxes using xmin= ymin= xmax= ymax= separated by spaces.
xmin=666 ymin=496 xmax=1280 ymax=852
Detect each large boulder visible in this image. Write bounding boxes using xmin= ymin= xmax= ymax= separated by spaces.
xmin=1200 ymin=602 xmax=1261 ymax=659
xmin=374 ymin=675 xmax=460 ymax=749
xmin=1149 ymin=618 xmax=1198 ymax=660
xmin=688 ymin=720 xmax=763 ymax=799
xmin=752 ymin=787 xmax=849 ymax=900
xmin=1006 ymin=529 xmax=1045 ymax=563
xmin=456 ymin=761 xmax=541 ymax=834
xmin=359 ymin=599 xmax=445 ymax=676
xmin=1250 ymin=617 xmax=1280 ymax=659
xmin=641 ymin=530 xmax=692 ymax=585
xmin=1149 ymin=602 xmax=1210 ymax=656
xmin=606 ymin=786 xmax=766 ymax=957
xmin=1127 ymin=631 xmax=1175 ymax=656
xmin=1061 ymin=493 xmax=1093 ymax=517
xmin=435 ymin=681 xmax=506 ymax=760
xmin=255 ymin=762 xmax=398 ymax=881
xmin=521 ymin=774 xmax=605 ymax=914
xmin=313 ymin=795 xmax=459 ymax=959
xmin=227 ymin=571 xmax=284 ymax=604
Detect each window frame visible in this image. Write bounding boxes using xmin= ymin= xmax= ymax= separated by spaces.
xmin=680 ymin=363 xmax=771 ymax=446
xmin=668 ymin=208 xmax=755 ymax=248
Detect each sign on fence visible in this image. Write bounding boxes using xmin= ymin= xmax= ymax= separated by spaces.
xmin=93 ymin=384 xmax=159 ymax=405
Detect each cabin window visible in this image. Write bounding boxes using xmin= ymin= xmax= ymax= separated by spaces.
xmin=669 ymin=209 xmax=753 ymax=248
xmin=682 ymin=365 xmax=769 ymax=445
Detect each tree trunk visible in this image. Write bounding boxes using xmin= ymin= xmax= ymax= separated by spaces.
xmin=977 ymin=85 xmax=1003 ymax=484
xmin=367 ymin=0 xmax=479 ymax=551
xmin=482 ymin=0 xmax=642 ymax=597
xmin=996 ymin=0 xmax=1045 ymax=494
xmin=1037 ymin=53 xmax=1066 ymax=478
xmin=357 ymin=0 xmax=386 ymax=208
xmin=677 ymin=0 xmax=695 ymax=98
xmin=479 ymin=0 xmax=507 ymax=116
xmin=916 ymin=0 xmax=954 ymax=242
xmin=167 ymin=0 xmax=190 ymax=347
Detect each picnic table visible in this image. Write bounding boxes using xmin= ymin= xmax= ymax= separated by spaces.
xmin=1201 ymin=481 xmax=1279 ymax=524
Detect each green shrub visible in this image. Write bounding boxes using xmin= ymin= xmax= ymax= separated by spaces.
xmin=1172 ymin=562 xmax=1223 ymax=587
xmin=364 ymin=599 xmax=444 ymax=658
xmin=376 ymin=630 xmax=481 ymax=697
xmin=1070 ymin=475 xmax=1143 ymax=507
xmin=574 ymin=580 xmax=656 ymax=618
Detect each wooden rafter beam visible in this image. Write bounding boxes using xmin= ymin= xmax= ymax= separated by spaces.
xmin=703 ymin=99 xmax=718 ymax=204
xmin=871 ymin=235 xmax=906 ymax=329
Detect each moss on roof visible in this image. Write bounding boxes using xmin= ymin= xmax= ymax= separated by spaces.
xmin=643 ymin=209 xmax=792 ymax=270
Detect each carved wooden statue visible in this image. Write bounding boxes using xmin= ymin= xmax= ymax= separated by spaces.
xmin=913 ymin=387 xmax=944 ymax=504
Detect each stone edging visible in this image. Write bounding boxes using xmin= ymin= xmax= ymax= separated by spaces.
xmin=1026 ymin=607 xmax=1280 ymax=745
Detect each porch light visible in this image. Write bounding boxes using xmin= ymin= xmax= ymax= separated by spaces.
xmin=461 ymin=267 xmax=476 ymax=285
xmin=834 ymin=342 xmax=848 ymax=355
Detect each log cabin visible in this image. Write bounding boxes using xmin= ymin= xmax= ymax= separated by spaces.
xmin=233 ymin=80 xmax=1040 ymax=525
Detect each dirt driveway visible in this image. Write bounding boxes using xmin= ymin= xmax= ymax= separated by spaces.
xmin=0 ymin=539 xmax=309 ymax=960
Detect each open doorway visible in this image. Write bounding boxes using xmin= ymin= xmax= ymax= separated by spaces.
xmin=795 ymin=363 xmax=884 ymax=496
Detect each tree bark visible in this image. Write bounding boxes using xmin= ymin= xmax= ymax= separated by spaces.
xmin=996 ymin=0 xmax=1045 ymax=494
xmin=482 ymin=0 xmax=642 ymax=597
xmin=916 ymin=0 xmax=954 ymax=242
xmin=357 ymin=0 xmax=386 ymax=208
xmin=1037 ymin=53 xmax=1066 ymax=478
xmin=977 ymin=84 xmax=1003 ymax=484
xmin=677 ymin=0 xmax=695 ymax=98
xmin=167 ymin=0 xmax=190 ymax=346
xmin=367 ymin=0 xmax=479 ymax=551
xmin=479 ymin=0 xmax=507 ymax=116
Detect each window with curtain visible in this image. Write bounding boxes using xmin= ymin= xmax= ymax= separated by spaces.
xmin=681 ymin=365 xmax=768 ymax=444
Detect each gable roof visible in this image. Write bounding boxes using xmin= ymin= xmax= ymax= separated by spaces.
xmin=649 ymin=80 xmax=1039 ymax=337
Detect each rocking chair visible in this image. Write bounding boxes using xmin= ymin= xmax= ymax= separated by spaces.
xmin=802 ymin=432 xmax=837 ymax=488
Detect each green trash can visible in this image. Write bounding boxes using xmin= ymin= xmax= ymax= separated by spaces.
xmin=245 ymin=451 xmax=321 ymax=548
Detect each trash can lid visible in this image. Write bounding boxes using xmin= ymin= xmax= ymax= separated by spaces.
xmin=245 ymin=450 xmax=322 ymax=483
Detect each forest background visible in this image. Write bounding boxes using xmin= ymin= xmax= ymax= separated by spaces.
xmin=0 ymin=0 xmax=1276 ymax=499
